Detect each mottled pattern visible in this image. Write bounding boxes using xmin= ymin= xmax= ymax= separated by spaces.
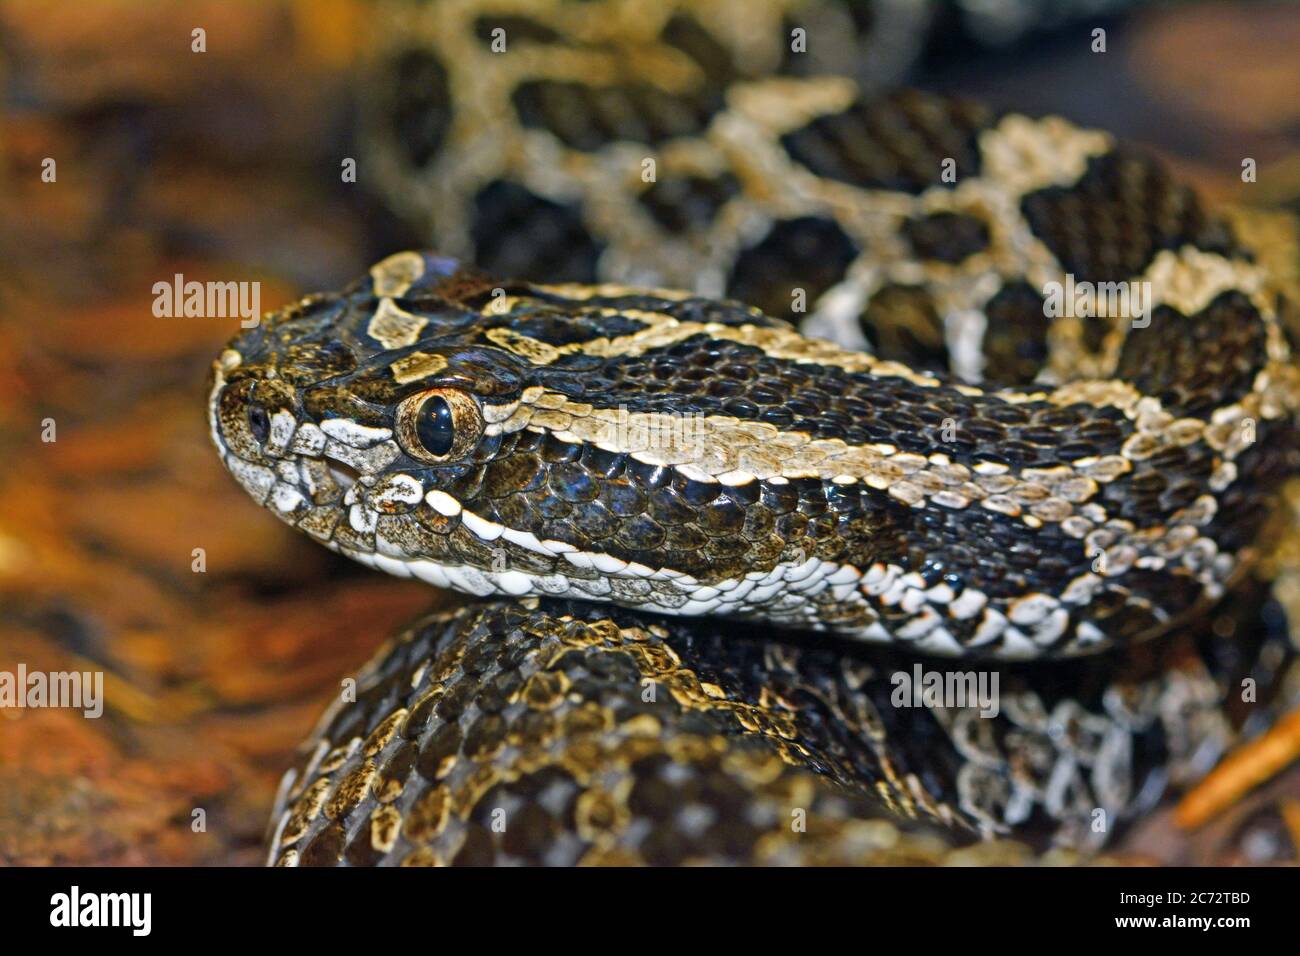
xmin=360 ymin=0 xmax=931 ymax=299
xmin=1021 ymin=150 xmax=1240 ymax=285
xmin=778 ymin=91 xmax=990 ymax=193
xmin=268 ymin=595 xmax=1286 ymax=866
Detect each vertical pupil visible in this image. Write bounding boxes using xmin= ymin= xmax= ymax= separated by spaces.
xmin=417 ymin=396 xmax=455 ymax=456
xmin=248 ymin=405 xmax=270 ymax=442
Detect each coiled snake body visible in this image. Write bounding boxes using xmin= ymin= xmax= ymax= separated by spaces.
xmin=209 ymin=6 xmax=1300 ymax=865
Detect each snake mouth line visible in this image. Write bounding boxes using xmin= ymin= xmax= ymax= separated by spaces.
xmin=324 ymin=455 xmax=362 ymax=493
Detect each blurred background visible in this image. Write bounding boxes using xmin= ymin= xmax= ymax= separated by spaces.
xmin=2 ymin=0 xmax=1299 ymax=865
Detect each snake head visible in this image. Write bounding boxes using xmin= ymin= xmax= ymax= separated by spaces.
xmin=209 ymin=250 xmax=865 ymax=620
xmin=210 ymin=253 xmax=517 ymax=552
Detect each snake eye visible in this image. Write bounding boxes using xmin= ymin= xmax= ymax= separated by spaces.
xmin=417 ymin=397 xmax=454 ymax=456
xmin=396 ymin=387 xmax=483 ymax=463
xmin=247 ymin=403 xmax=271 ymax=443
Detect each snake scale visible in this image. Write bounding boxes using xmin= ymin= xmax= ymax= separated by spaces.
xmin=208 ymin=1 xmax=1300 ymax=865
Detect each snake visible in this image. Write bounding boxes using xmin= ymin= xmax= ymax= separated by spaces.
xmin=208 ymin=2 xmax=1300 ymax=865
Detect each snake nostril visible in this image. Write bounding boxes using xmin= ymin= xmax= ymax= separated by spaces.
xmin=247 ymin=404 xmax=271 ymax=443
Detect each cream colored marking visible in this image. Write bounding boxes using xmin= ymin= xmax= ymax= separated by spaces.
xmin=726 ymin=75 xmax=860 ymax=135
xmin=320 ymin=418 xmax=392 ymax=447
xmin=977 ymin=113 xmax=1113 ymax=197
xmin=367 ymin=298 xmax=427 ymax=349
xmin=266 ymin=410 xmax=297 ymax=456
xmin=390 ymin=351 xmax=448 ymax=384
xmin=1142 ymin=246 xmax=1265 ymax=319
xmin=289 ymin=422 xmax=326 ymax=456
xmin=370 ymin=251 xmax=425 ymax=298
xmin=577 ymin=315 xmax=959 ymax=391
xmin=425 ymin=490 xmax=462 ymax=516
xmin=533 ymin=282 xmax=693 ymax=302
xmin=207 ymin=360 xmax=230 ymax=453
xmin=486 ymin=390 xmax=1117 ymax=523
xmin=485 ymin=327 xmax=563 ymax=364
xmin=480 ymin=399 xmax=521 ymax=425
